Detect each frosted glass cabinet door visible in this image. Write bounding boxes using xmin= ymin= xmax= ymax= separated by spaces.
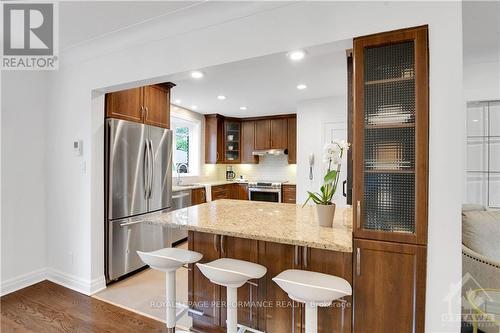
xmin=467 ymin=103 xmax=487 ymax=137
xmin=489 ymin=174 xmax=500 ymax=208
xmin=467 ymin=138 xmax=488 ymax=171
xmin=490 ymin=137 xmax=500 ymax=172
xmin=466 ymin=173 xmax=488 ymax=206
xmin=489 ymin=101 xmax=500 ymax=137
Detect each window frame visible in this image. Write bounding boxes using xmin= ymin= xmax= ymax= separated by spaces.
xmin=171 ymin=111 xmax=201 ymax=177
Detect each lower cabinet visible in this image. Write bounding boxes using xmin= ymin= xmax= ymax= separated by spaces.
xmin=192 ymin=188 xmax=207 ymax=205
xmin=212 ymin=185 xmax=231 ymax=200
xmin=352 ymin=239 xmax=427 ymax=333
xmin=189 ymin=231 xmax=353 ymax=333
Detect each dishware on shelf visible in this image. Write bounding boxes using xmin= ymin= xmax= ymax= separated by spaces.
xmin=228 ymin=146 xmax=234 ymax=151
xmin=228 ymin=135 xmax=234 ymax=141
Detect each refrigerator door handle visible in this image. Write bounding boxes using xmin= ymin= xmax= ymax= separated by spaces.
xmin=148 ymin=139 xmax=154 ymax=199
xmin=143 ymin=140 xmax=149 ymax=200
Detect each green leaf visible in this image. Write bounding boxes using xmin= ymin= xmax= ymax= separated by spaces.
xmin=324 ymin=170 xmax=337 ymax=184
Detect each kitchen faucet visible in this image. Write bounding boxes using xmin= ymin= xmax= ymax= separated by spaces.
xmin=176 ymin=163 xmax=189 ymax=185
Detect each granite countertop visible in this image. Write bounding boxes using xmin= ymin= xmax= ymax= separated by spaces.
xmin=145 ymin=199 xmax=353 ymax=252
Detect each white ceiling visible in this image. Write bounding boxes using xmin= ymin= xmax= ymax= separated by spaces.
xmin=463 ymin=1 xmax=500 ymax=64
xmin=168 ymin=39 xmax=352 ymax=117
xmin=59 ymin=1 xmax=201 ymax=49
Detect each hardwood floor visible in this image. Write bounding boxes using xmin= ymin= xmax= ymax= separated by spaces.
xmin=1 ymin=280 xmax=168 ymax=333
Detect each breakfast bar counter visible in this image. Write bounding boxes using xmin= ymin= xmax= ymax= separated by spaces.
xmin=146 ymin=199 xmax=353 ymax=252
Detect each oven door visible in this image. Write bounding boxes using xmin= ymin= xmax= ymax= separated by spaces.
xmin=248 ymin=188 xmax=281 ymax=203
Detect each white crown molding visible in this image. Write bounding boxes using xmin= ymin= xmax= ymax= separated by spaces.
xmin=59 ymin=1 xmax=295 ymax=67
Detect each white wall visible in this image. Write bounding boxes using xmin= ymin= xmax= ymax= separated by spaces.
xmin=464 ymin=61 xmax=500 ymax=101
xmin=0 ymin=1 xmax=463 ymax=331
xmin=1 ymin=71 xmax=49 ymax=295
xmin=297 ymin=96 xmax=348 ymax=206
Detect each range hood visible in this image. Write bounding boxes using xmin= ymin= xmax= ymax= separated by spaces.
xmin=252 ymin=149 xmax=287 ymax=156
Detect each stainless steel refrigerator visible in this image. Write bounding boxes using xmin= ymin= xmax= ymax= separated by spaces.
xmin=105 ymin=118 xmax=173 ymax=282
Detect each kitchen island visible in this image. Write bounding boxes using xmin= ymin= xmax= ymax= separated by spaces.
xmin=146 ymin=200 xmax=353 ymax=333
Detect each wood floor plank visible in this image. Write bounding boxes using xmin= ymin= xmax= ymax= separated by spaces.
xmin=1 ymin=280 xmax=168 ymax=333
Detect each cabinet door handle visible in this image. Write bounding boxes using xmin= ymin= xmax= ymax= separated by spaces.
xmin=140 ymin=106 xmax=145 ymax=119
xmin=145 ymin=106 xmax=149 ymax=119
xmin=220 ymin=235 xmax=225 ymax=256
xmin=216 ymin=152 xmax=219 ymax=162
xmin=356 ymin=200 xmax=361 ymax=229
xmin=356 ymin=248 xmax=361 ymax=276
xmin=213 ymin=235 xmax=219 ymax=253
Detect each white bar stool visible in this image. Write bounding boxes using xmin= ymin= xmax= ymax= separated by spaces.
xmin=137 ymin=248 xmax=203 ymax=333
xmin=197 ymin=258 xmax=267 ymax=333
xmin=273 ymin=269 xmax=352 ymax=333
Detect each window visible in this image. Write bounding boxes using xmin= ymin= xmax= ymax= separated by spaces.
xmin=171 ymin=108 xmax=201 ymax=177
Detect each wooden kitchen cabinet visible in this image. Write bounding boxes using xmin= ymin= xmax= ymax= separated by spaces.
xmin=304 ymin=248 xmax=352 ymax=333
xmin=287 ymin=117 xmax=297 ymax=164
xmin=352 ymin=25 xmax=429 ymax=245
xmin=241 ymin=121 xmax=258 ymax=164
xmin=270 ymin=118 xmax=288 ymax=149
xmin=105 ymin=87 xmax=143 ymax=123
xmin=258 ymin=241 xmax=301 ymax=333
xmin=282 ymin=184 xmax=296 ymax=204
xmin=254 ymin=118 xmax=289 ymax=150
xmin=192 ymin=188 xmax=206 ymax=205
xmin=211 ymin=184 xmax=231 ymax=200
xmin=189 ymin=232 xmax=222 ymax=332
xmin=254 ymin=120 xmax=271 ymax=150
xmin=353 ymin=239 xmax=426 ymax=333
xmin=233 ymin=183 xmax=249 ymax=200
xmin=105 ymin=83 xmax=175 ymax=128
xmin=205 ymin=115 xmax=225 ymax=164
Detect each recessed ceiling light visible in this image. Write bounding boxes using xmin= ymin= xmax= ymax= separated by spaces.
xmin=190 ymin=71 xmax=204 ymax=79
xmin=174 ymin=99 xmax=182 ymax=104
xmin=297 ymin=84 xmax=307 ymax=90
xmin=288 ymin=50 xmax=306 ymax=61
xmin=473 ymin=119 xmax=479 ymax=122
xmin=191 ymin=105 xmax=198 ymax=110
xmin=239 ymin=106 xmax=247 ymax=110
xmin=217 ymin=95 xmax=227 ymax=100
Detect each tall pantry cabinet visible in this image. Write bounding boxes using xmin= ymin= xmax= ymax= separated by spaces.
xmin=352 ymin=25 xmax=429 ymax=333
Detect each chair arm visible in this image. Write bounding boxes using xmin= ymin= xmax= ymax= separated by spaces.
xmin=462 ymin=244 xmax=500 ymax=270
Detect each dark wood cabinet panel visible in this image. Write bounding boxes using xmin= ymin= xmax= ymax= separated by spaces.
xmin=282 ymin=184 xmax=296 ymax=204
xmin=189 ymin=231 xmax=222 ymax=330
xmin=205 ymin=115 xmax=224 ymax=164
xmin=212 ymin=184 xmax=231 ymax=200
xmin=241 ymin=121 xmax=258 ymax=164
xmin=352 ymin=26 xmax=429 ymax=245
xmin=287 ymin=117 xmax=297 ymax=164
xmin=143 ymin=85 xmax=171 ymax=129
xmin=220 ymin=236 xmax=261 ymax=329
xmin=232 ymin=183 xmax=249 ymax=200
xmin=192 ymin=188 xmax=206 ymax=205
xmin=258 ymin=241 xmax=301 ymax=333
xmin=305 ymin=248 xmax=352 ymax=333
xmin=254 ymin=120 xmax=271 ymax=150
xmin=105 ymin=83 xmax=174 ymax=128
xmin=270 ymin=118 xmax=288 ymax=149
xmin=353 ymin=239 xmax=426 ymax=333
xmin=105 ymin=87 xmax=143 ymax=123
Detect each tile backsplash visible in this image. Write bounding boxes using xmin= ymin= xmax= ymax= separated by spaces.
xmin=215 ymin=155 xmax=297 ymax=182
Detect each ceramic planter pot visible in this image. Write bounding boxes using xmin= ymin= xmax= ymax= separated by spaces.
xmin=316 ymin=203 xmax=336 ymax=227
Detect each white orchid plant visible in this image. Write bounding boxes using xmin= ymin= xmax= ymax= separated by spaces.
xmin=304 ymin=140 xmax=350 ymax=206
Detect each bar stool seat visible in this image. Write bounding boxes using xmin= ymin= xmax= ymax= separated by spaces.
xmin=137 ymin=248 xmax=203 ymax=333
xmin=197 ymin=258 xmax=267 ymax=333
xmin=273 ymin=269 xmax=352 ymax=333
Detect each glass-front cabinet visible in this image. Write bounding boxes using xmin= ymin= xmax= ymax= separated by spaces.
xmin=353 ymin=26 xmax=429 ymax=245
xmin=466 ymin=100 xmax=500 ymax=209
xmin=224 ymin=120 xmax=240 ymax=163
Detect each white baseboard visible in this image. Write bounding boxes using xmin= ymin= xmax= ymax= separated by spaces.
xmin=47 ymin=269 xmax=106 ymax=296
xmin=1 ymin=268 xmax=47 ymax=296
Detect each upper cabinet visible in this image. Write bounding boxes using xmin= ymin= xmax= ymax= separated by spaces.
xmin=241 ymin=121 xmax=258 ymax=164
xmin=352 ymin=26 xmax=429 ymax=245
xmin=105 ymin=83 xmax=175 ymax=129
xmin=255 ymin=118 xmax=288 ymax=150
xmin=287 ymin=117 xmax=297 ymax=164
xmin=205 ymin=114 xmax=224 ymax=164
xmin=205 ymin=114 xmax=296 ymax=164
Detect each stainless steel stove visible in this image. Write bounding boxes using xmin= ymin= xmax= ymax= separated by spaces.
xmin=248 ymin=181 xmax=283 ymax=203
